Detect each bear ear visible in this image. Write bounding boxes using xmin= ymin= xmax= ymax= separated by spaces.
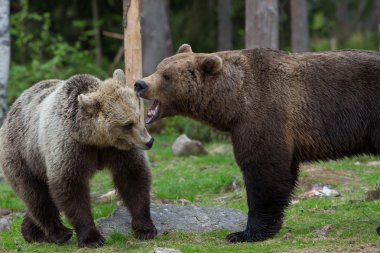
xmin=78 ymin=94 xmax=99 ymax=114
xmin=200 ymin=54 xmax=223 ymax=74
xmin=177 ymin=44 xmax=193 ymax=54
xmin=113 ymin=69 xmax=126 ymax=85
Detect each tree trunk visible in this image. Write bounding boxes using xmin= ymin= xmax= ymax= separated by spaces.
xmin=290 ymin=0 xmax=309 ymax=52
xmin=141 ymin=0 xmax=172 ymax=76
xmin=336 ymin=0 xmax=349 ymax=48
xmin=375 ymin=0 xmax=380 ymax=51
xmin=218 ymin=0 xmax=232 ymax=51
xmin=92 ymin=0 xmax=102 ymax=66
xmin=245 ymin=0 xmax=279 ymax=49
xmin=0 ymin=0 xmax=10 ymax=126
xmin=123 ymin=0 xmax=144 ymax=124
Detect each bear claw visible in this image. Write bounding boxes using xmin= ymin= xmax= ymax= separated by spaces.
xmin=78 ymin=229 xmax=106 ymax=248
xmin=226 ymin=229 xmax=274 ymax=243
xmin=48 ymin=227 xmax=73 ymax=244
xmin=134 ymin=226 xmax=158 ymax=240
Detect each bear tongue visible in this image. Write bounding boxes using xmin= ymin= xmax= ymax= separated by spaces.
xmin=145 ymin=100 xmax=160 ymax=124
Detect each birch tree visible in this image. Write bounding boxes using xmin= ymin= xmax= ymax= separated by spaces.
xmin=0 ymin=0 xmax=10 ymax=126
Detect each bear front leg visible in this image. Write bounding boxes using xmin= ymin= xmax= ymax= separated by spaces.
xmin=106 ymin=148 xmax=157 ymax=240
xmin=228 ymin=133 xmax=294 ymax=242
xmin=49 ymin=176 xmax=105 ymax=248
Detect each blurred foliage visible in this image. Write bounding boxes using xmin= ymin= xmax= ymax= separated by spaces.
xmin=7 ymin=0 xmax=380 ymax=136
xmin=159 ymin=117 xmax=230 ymax=143
xmin=8 ymin=0 xmax=106 ymax=104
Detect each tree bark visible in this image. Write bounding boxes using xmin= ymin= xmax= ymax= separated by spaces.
xmin=123 ymin=0 xmax=144 ymax=124
xmin=92 ymin=0 xmax=102 ymax=66
xmin=336 ymin=0 xmax=349 ymax=48
xmin=245 ymin=0 xmax=279 ymax=49
xmin=290 ymin=0 xmax=309 ymax=52
xmin=218 ymin=0 xmax=232 ymax=51
xmin=375 ymin=0 xmax=380 ymax=51
xmin=141 ymin=0 xmax=172 ymax=76
xmin=0 ymin=0 xmax=10 ymax=126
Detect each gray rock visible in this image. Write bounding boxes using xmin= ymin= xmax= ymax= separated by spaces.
xmin=0 ymin=217 xmax=10 ymax=231
xmin=0 ymin=166 xmax=4 ymax=181
xmin=172 ymin=134 xmax=205 ymax=156
xmin=98 ymin=204 xmax=246 ymax=237
xmin=154 ymin=248 xmax=181 ymax=253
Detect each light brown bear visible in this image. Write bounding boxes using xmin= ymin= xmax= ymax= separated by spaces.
xmin=135 ymin=44 xmax=380 ymax=242
xmin=0 ymin=70 xmax=157 ymax=248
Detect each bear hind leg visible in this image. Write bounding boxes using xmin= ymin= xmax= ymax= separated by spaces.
xmin=5 ymin=159 xmax=73 ymax=244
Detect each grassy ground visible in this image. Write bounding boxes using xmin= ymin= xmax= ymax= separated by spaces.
xmin=0 ymin=133 xmax=379 ymax=252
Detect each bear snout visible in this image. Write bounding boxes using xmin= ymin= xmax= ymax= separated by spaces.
xmin=135 ymin=80 xmax=147 ymax=96
xmin=145 ymin=137 xmax=154 ymax=149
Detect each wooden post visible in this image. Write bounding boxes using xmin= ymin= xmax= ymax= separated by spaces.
xmin=123 ymin=0 xmax=144 ymax=123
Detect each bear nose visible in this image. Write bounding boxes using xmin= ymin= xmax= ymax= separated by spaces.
xmin=145 ymin=137 xmax=154 ymax=149
xmin=135 ymin=80 xmax=147 ymax=95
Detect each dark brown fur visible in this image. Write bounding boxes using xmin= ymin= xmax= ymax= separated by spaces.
xmin=0 ymin=71 xmax=157 ymax=247
xmin=137 ymin=45 xmax=380 ymax=242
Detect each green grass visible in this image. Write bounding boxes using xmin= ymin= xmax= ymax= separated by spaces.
xmin=1 ymin=133 xmax=379 ymax=252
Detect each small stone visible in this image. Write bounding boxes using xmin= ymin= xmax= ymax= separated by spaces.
xmin=282 ymin=232 xmax=293 ymax=240
xmin=154 ymin=248 xmax=181 ymax=253
xmin=0 ymin=217 xmax=10 ymax=231
xmin=354 ymin=161 xmax=362 ymax=166
xmin=172 ymin=134 xmax=205 ymax=156
xmin=0 ymin=208 xmax=11 ymax=217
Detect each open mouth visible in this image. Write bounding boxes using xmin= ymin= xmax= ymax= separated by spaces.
xmin=146 ymin=100 xmax=160 ymax=124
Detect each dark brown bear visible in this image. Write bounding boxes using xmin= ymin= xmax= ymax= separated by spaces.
xmin=0 ymin=70 xmax=157 ymax=247
xmin=135 ymin=44 xmax=380 ymax=242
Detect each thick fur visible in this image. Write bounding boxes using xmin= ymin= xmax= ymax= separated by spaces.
xmin=137 ymin=45 xmax=380 ymax=242
xmin=0 ymin=71 xmax=157 ymax=247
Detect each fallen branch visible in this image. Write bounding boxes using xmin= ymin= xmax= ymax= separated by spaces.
xmin=102 ymin=30 xmax=123 ymax=40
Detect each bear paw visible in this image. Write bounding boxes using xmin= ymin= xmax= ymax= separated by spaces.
xmin=226 ymin=229 xmax=274 ymax=243
xmin=78 ymin=228 xmax=106 ymax=248
xmin=48 ymin=226 xmax=73 ymax=244
xmin=21 ymin=217 xmax=50 ymax=243
xmin=134 ymin=226 xmax=158 ymax=240
xmin=21 ymin=225 xmax=49 ymax=243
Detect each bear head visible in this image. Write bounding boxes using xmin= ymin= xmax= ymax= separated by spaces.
xmin=77 ymin=69 xmax=154 ymax=150
xmin=134 ymin=44 xmax=223 ymax=124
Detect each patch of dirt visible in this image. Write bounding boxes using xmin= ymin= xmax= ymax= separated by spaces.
xmin=297 ymin=163 xmax=359 ymax=193
xmin=291 ymin=244 xmax=380 ymax=253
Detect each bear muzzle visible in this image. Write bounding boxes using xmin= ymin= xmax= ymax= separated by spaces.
xmin=135 ymin=80 xmax=147 ymax=96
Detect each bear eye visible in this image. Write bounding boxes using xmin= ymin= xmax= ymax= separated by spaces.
xmin=163 ymin=73 xmax=171 ymax=81
xmin=123 ymin=122 xmax=134 ymax=130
